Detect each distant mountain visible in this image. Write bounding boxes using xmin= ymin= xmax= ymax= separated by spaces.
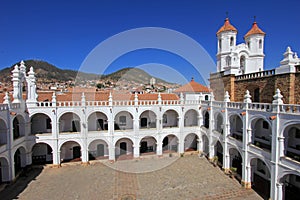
xmin=0 ymin=60 xmax=99 ymax=83
xmin=0 ymin=60 xmax=175 ymax=85
xmin=102 ymin=67 xmax=171 ymax=84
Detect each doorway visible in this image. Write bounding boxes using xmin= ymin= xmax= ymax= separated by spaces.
xmin=73 ymin=146 xmax=81 ymax=159
xmin=97 ymin=144 xmax=105 ymax=156
xmin=120 ymin=142 xmax=127 ymax=155
xmin=140 ymin=141 xmax=148 ymax=153
xmin=97 ymin=119 xmax=104 ymax=130
xmin=141 ymin=118 xmax=147 ymax=128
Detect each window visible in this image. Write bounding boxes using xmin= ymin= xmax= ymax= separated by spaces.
xmin=247 ymin=41 xmax=251 ymax=49
xmin=163 ymin=114 xmax=167 ymax=124
xmin=119 ymin=116 xmax=126 ymax=126
xmin=219 ymin=39 xmax=222 ymax=50
xmin=262 ymin=121 xmax=269 ymax=129
xmin=226 ymin=56 xmax=231 ymax=67
xmin=13 ymin=118 xmax=20 ymax=140
xmin=259 ymin=39 xmax=262 ymax=49
xmin=230 ymin=37 xmax=234 ymax=46
xmin=240 ymin=56 xmax=246 ymax=68
xmin=205 ymin=95 xmax=209 ymax=101
xmin=46 ymin=118 xmax=52 ymax=129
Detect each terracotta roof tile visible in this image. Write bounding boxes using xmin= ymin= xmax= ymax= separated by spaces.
xmin=174 ymin=79 xmax=210 ymax=93
xmin=216 ymin=18 xmax=237 ymax=35
xmin=244 ymin=22 xmax=265 ymax=38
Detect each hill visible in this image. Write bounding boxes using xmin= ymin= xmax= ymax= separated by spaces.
xmin=0 ymin=60 xmax=99 ymax=83
xmin=0 ymin=60 xmax=175 ymax=85
xmin=102 ymin=67 xmax=171 ymax=84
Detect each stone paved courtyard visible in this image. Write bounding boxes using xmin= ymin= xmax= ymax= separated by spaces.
xmin=0 ymin=154 xmax=262 ymax=200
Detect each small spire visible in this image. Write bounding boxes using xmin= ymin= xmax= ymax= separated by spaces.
xmin=272 ymin=89 xmax=283 ymax=105
xmin=3 ymin=92 xmax=10 ymax=104
xmin=244 ymin=90 xmax=252 ymax=103
xmin=52 ymin=92 xmax=57 ymax=103
xmin=224 ymin=91 xmax=230 ymax=102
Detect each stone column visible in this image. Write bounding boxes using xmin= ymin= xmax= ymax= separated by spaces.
xmin=52 ymin=141 xmax=61 ymax=167
xmin=276 ymin=182 xmax=283 ymax=200
xmin=133 ymin=143 xmax=140 ymax=158
xmin=108 ymin=145 xmax=115 ymax=161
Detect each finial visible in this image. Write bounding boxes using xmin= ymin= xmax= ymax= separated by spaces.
xmin=226 ymin=11 xmax=229 ymax=19
xmin=273 ymin=89 xmax=283 ymax=105
xmin=191 ymin=77 xmax=194 ymax=82
xmin=224 ymin=91 xmax=230 ymax=102
xmin=244 ymin=90 xmax=252 ymax=103
xmin=253 ymin=16 xmax=256 ymax=23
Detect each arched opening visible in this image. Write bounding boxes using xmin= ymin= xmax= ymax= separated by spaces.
xmin=259 ymin=39 xmax=262 ymax=49
xmin=60 ymin=141 xmax=81 ymax=162
xmin=229 ymin=148 xmax=242 ymax=179
xmin=88 ymin=139 xmax=108 ymax=160
xmin=240 ymin=55 xmax=246 ymax=70
xmin=162 ymin=110 xmax=178 ymax=128
xmin=214 ymin=141 xmax=223 ymax=167
xmin=203 ymin=111 xmax=209 ymax=129
xmin=250 ymin=158 xmax=270 ymax=199
xmin=184 ymin=133 xmax=198 ymax=151
xmin=31 ymin=113 xmax=52 ymax=134
xmin=114 ymin=111 xmax=133 ymax=131
xmin=218 ymin=39 xmax=222 ymax=50
xmin=184 ymin=110 xmax=198 ymax=127
xmin=139 ymin=110 xmax=156 ymax=129
xmin=226 ymin=56 xmax=231 ymax=67
xmin=0 ymin=157 xmax=9 ymax=183
xmin=229 ymin=115 xmax=243 ymax=142
xmin=140 ymin=136 xmax=157 ymax=155
xmin=230 ymin=37 xmax=234 ymax=46
xmin=59 ymin=112 xmax=81 ymax=133
xmin=284 ymin=125 xmax=300 ymax=162
xmin=32 ymin=143 xmax=53 ymax=165
xmin=14 ymin=147 xmax=26 ymax=175
xmin=215 ymin=113 xmax=223 ymax=134
xmin=115 ymin=138 xmax=133 ymax=160
xmin=280 ymin=174 xmax=300 ymax=200
xmin=252 ymin=118 xmax=272 ymax=151
xmin=13 ymin=115 xmax=25 ymax=140
xmin=0 ymin=119 xmax=7 ymax=146
xmin=162 ymin=134 xmax=178 ymax=153
xmin=254 ymin=88 xmax=260 ymax=102
xmin=202 ymin=134 xmax=209 ymax=155
xmin=87 ymin=112 xmax=108 ymax=131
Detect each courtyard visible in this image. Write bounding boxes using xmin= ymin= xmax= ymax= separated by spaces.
xmin=0 ymin=154 xmax=262 ymax=200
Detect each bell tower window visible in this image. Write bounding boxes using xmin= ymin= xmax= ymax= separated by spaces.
xmin=226 ymin=56 xmax=231 ymax=67
xmin=230 ymin=37 xmax=234 ymax=46
xmin=259 ymin=39 xmax=262 ymax=49
xmin=219 ymin=39 xmax=222 ymax=50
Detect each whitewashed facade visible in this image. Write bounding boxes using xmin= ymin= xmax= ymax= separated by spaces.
xmin=0 ymin=62 xmax=299 ymax=199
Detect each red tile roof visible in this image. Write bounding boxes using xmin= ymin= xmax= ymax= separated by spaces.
xmin=0 ymin=90 xmax=179 ymax=103
xmin=244 ymin=22 xmax=265 ymax=38
xmin=216 ymin=18 xmax=237 ymax=35
xmin=174 ymin=79 xmax=210 ymax=93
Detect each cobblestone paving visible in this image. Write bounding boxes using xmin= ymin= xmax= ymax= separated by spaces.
xmin=1 ymin=155 xmax=262 ymax=200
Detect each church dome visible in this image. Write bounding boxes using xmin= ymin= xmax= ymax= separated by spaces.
xmin=216 ymin=18 xmax=237 ymax=35
xmin=244 ymin=21 xmax=265 ymax=38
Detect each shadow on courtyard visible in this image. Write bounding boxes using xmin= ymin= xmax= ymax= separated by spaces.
xmin=0 ymin=166 xmax=43 ymax=200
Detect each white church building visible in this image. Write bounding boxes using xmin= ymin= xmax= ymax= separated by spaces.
xmin=0 ymin=19 xmax=300 ymax=200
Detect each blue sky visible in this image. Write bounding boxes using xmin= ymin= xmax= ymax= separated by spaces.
xmin=1 ymin=0 xmax=299 ymax=85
